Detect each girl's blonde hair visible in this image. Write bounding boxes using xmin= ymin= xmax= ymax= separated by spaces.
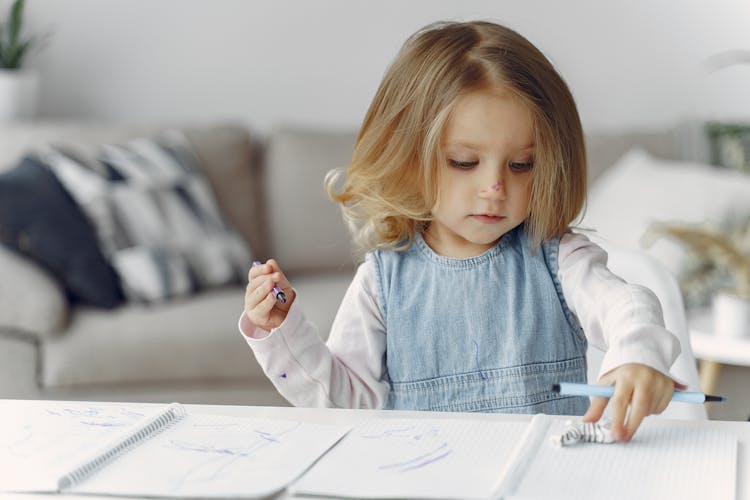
xmin=325 ymin=20 xmax=586 ymax=252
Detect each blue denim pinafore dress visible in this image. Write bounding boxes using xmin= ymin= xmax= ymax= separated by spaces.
xmin=370 ymin=226 xmax=589 ymax=414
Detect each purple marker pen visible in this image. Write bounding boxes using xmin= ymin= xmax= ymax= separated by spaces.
xmin=251 ymin=261 xmax=287 ymax=304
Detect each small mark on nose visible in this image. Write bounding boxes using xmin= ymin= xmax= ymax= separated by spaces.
xmin=490 ymin=182 xmax=501 ymax=191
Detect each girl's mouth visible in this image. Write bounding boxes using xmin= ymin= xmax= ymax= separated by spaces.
xmin=471 ymin=214 xmax=504 ymax=224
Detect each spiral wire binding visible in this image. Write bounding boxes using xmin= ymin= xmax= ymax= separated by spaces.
xmin=58 ymin=402 xmax=186 ymax=490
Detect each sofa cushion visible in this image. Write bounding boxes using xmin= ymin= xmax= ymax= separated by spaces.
xmin=39 ymin=132 xmax=252 ymax=303
xmin=0 ymin=244 xmax=68 ymax=336
xmin=40 ymin=271 xmax=354 ymax=388
xmin=0 ymin=333 xmax=40 ymax=398
xmin=41 ymin=286 xmax=259 ymax=387
xmin=0 ymin=156 xmax=124 ymax=308
xmin=264 ymin=127 xmax=358 ymax=272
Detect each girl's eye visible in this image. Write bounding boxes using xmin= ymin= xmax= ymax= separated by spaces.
xmin=509 ymin=161 xmax=533 ymax=173
xmin=449 ymin=159 xmax=478 ymax=169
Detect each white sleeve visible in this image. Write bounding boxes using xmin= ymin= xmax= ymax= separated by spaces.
xmin=237 ymin=258 xmax=389 ymax=408
xmin=557 ymin=232 xmax=681 ymax=380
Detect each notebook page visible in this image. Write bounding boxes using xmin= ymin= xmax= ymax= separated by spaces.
xmin=59 ymin=402 xmax=185 ymax=489
xmin=72 ymin=413 xmax=350 ymax=498
xmin=0 ymin=401 xmax=163 ymax=492
xmin=509 ymin=418 xmax=738 ymax=500
xmin=291 ymin=417 xmax=529 ymax=500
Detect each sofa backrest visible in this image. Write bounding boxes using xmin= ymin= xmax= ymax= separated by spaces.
xmin=0 ymin=122 xmax=267 ymax=260
xmin=262 ymin=127 xmax=359 ymax=273
xmin=0 ymin=123 xmax=176 ymax=173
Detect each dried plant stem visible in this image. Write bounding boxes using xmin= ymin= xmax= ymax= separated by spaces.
xmin=647 ymin=224 xmax=750 ymax=296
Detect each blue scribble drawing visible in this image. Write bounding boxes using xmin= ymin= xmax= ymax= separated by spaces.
xmin=168 ymin=439 xmax=262 ymax=458
xmin=167 ymin=427 xmax=288 ymax=457
xmin=378 ymin=443 xmax=452 ymax=472
xmin=63 ymin=407 xmax=146 ymax=428
xmin=63 ymin=407 xmax=100 ymax=417
xmin=117 ymin=408 xmax=148 ymax=420
xmin=254 ymin=430 xmax=281 ymax=443
xmin=163 ymin=421 xmax=302 ymax=492
xmin=40 ymin=406 xmax=146 ymax=428
xmin=473 ymin=339 xmax=488 ymax=381
xmin=362 ymin=424 xmax=453 ymax=472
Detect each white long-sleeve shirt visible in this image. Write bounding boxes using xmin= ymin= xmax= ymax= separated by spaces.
xmin=239 ymin=232 xmax=681 ymax=408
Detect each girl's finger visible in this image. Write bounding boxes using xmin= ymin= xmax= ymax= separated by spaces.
xmin=246 ymin=285 xmax=278 ymax=327
xmin=246 ymin=275 xmax=274 ymax=309
xmin=608 ymin=383 xmax=633 ymax=441
xmin=248 ymin=261 xmax=267 ymax=281
xmin=583 ymin=397 xmax=608 ymax=423
xmin=622 ymin=391 xmax=649 ymax=441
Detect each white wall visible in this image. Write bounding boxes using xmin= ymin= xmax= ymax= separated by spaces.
xmin=12 ymin=0 xmax=750 ymax=133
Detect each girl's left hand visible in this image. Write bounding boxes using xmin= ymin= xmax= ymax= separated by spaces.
xmin=582 ymin=363 xmax=685 ymax=442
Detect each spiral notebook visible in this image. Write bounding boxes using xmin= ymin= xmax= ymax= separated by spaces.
xmin=0 ymin=401 xmax=350 ymax=498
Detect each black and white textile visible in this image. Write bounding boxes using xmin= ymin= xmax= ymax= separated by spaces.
xmin=0 ymin=156 xmax=124 ymax=308
xmin=39 ymin=132 xmax=252 ymax=303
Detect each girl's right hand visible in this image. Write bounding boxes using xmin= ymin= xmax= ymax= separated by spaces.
xmin=244 ymin=259 xmax=296 ymax=331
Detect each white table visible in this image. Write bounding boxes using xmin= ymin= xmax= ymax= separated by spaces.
xmin=689 ymin=308 xmax=750 ymax=394
xmin=2 ymin=401 xmax=750 ymax=500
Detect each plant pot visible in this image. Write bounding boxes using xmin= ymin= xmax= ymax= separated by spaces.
xmin=712 ymin=290 xmax=750 ymax=338
xmin=0 ymin=69 xmax=38 ymax=122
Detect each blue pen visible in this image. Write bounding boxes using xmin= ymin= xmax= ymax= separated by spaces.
xmin=251 ymin=261 xmax=287 ymax=304
xmin=551 ymin=382 xmax=726 ymax=404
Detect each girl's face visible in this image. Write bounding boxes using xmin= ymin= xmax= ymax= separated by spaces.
xmin=425 ymin=87 xmax=535 ymax=258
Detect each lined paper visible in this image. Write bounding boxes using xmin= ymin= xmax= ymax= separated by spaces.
xmin=292 ymin=417 xmax=529 ymax=499
xmin=509 ymin=419 xmax=737 ymax=500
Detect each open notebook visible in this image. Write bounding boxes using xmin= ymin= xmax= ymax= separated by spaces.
xmin=0 ymin=401 xmax=738 ymax=500
xmin=0 ymin=401 xmax=349 ymax=498
xmin=291 ymin=414 xmax=738 ymax=500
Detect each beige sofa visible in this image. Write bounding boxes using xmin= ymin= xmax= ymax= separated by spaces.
xmin=0 ymin=123 xmax=359 ymax=405
xmin=0 ymin=120 xmax=717 ymax=408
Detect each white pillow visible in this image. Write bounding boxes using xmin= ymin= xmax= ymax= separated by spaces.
xmin=581 ymin=148 xmax=750 ymax=277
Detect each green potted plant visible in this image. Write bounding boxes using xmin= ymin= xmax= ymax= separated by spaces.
xmin=0 ymin=0 xmax=40 ymax=121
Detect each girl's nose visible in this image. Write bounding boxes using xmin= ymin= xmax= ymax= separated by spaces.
xmin=479 ymin=180 xmax=506 ymax=199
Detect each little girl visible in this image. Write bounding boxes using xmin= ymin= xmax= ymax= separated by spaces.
xmin=241 ymin=21 xmax=682 ymax=442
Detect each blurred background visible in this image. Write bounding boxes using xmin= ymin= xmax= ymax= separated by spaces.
xmin=1 ymin=0 xmax=749 ymax=421
xmin=15 ymin=0 xmax=750 ymax=134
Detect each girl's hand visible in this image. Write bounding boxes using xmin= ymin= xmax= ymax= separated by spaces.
xmin=582 ymin=363 xmax=685 ymax=442
xmin=244 ymin=259 xmax=296 ymax=331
